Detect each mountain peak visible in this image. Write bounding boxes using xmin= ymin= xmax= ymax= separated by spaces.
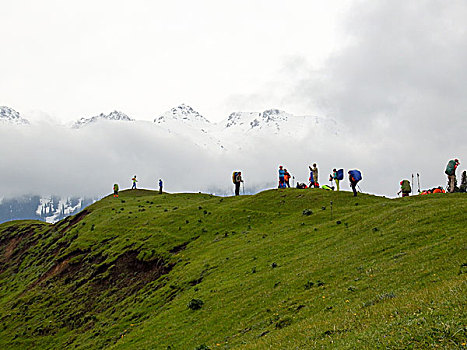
xmin=155 ymin=104 xmax=210 ymax=124
xmin=0 ymin=106 xmax=29 ymax=124
xmin=72 ymin=110 xmax=133 ymax=128
xmin=224 ymin=109 xmax=291 ymax=130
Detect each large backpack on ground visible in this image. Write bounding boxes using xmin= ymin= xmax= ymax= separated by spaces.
xmin=349 ymin=169 xmax=362 ymax=182
xmin=336 ymin=169 xmax=344 ymax=180
xmin=401 ymin=179 xmax=411 ymax=193
xmin=445 ymin=160 xmax=456 ymax=175
xmin=232 ymin=172 xmax=238 ymax=183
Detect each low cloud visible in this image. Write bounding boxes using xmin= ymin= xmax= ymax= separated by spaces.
xmin=1 ymin=117 xmax=374 ymax=198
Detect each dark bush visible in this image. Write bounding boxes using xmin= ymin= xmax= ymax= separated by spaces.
xmin=187 ymin=298 xmax=204 ymax=310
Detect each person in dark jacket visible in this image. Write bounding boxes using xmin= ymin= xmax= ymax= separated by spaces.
xmin=235 ymin=172 xmax=243 ymax=196
xmin=159 ymin=179 xmax=163 ymax=194
xmin=445 ymin=159 xmax=460 ymax=193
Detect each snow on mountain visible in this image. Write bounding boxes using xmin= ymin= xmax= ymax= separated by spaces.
xmin=0 ymin=195 xmax=95 ymax=224
xmin=0 ymin=106 xmax=29 ymax=124
xmin=72 ymin=110 xmax=133 ymax=128
xmin=154 ymin=104 xmax=224 ymax=150
xmin=152 ymin=105 xmax=340 ymax=151
xmin=35 ymin=196 xmax=95 ymax=223
xmin=221 ymin=109 xmax=293 ymax=133
xmin=155 ymin=104 xmax=211 ymax=128
xmin=217 ymin=108 xmax=339 ymax=141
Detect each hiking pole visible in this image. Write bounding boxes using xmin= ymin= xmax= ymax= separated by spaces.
xmin=242 ymin=181 xmax=245 ymax=195
xmin=417 ymin=173 xmax=421 ymax=193
xmin=357 ymin=184 xmax=362 ymax=193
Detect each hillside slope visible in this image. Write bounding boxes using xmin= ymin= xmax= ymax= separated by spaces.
xmin=0 ymin=189 xmax=465 ymax=349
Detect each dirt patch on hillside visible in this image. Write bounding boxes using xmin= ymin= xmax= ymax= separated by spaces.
xmin=94 ymin=251 xmax=174 ymax=292
xmin=0 ymin=225 xmax=42 ymax=273
xmin=3 ymin=236 xmax=21 ymax=261
xmin=34 ymin=249 xmax=88 ymax=287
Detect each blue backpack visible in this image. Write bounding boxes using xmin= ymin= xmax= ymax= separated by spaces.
xmin=336 ymin=169 xmax=344 ymax=180
xmin=349 ymin=170 xmax=362 ymax=182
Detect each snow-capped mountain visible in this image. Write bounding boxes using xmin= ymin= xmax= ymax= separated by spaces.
xmin=154 ymin=104 xmax=224 ymax=149
xmin=72 ymin=110 xmax=133 ymax=128
xmin=220 ymin=109 xmax=338 ymax=135
xmin=0 ymin=195 xmax=95 ymax=224
xmin=0 ymin=106 xmax=29 ymax=124
xmin=36 ymin=196 xmax=94 ymax=223
xmin=155 ymin=104 xmax=211 ymax=128
xmin=222 ymin=109 xmax=293 ymax=133
xmin=151 ymin=105 xmax=340 ymax=150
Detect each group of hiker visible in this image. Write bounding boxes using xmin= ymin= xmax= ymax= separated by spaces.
xmin=286 ymin=164 xmax=362 ymax=196
xmin=112 ymin=176 xmax=164 ymax=197
xmin=232 ymin=158 xmax=463 ymax=198
xmin=110 ymin=159 xmax=463 ymax=199
xmin=278 ymin=166 xmax=292 ymax=188
xmin=397 ymin=158 xmax=464 ymax=196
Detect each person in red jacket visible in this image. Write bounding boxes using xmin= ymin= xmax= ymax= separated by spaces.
xmin=284 ymin=169 xmax=291 ymax=188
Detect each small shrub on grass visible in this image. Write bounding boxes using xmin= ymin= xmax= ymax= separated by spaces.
xmin=187 ymin=299 xmax=204 ymax=310
xmin=194 ymin=345 xmax=210 ymax=350
xmin=275 ymin=316 xmax=292 ymax=329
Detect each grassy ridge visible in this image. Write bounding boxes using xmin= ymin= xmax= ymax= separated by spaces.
xmin=0 ymin=189 xmax=465 ymax=349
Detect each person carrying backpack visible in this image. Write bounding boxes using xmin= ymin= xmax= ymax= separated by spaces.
xmin=398 ymin=179 xmax=411 ymax=197
xmin=284 ymin=169 xmax=291 ymax=188
xmin=348 ymin=170 xmax=362 ymax=197
xmin=159 ymin=179 xmax=163 ymax=194
xmin=278 ymin=166 xmax=285 ymax=188
xmin=330 ymin=168 xmax=343 ymax=191
xmin=113 ymin=184 xmax=119 ymax=198
xmin=131 ymin=176 xmax=138 ymax=189
xmin=233 ymin=171 xmax=243 ymax=196
xmin=309 ymin=164 xmax=319 ymax=188
xmin=445 ymin=159 xmax=460 ymax=193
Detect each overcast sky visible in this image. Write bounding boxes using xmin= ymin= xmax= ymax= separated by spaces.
xmin=1 ymin=0 xmax=465 ymax=198
xmin=0 ymin=0 xmax=349 ymax=122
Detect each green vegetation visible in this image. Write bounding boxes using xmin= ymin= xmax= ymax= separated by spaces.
xmin=0 ymin=189 xmax=466 ymax=349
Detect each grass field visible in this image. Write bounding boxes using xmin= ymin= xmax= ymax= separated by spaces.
xmin=0 ymin=189 xmax=466 ymax=349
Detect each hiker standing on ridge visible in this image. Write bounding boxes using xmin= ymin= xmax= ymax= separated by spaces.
xmin=234 ymin=171 xmax=243 ymax=196
xmin=159 ymin=179 xmax=163 ymax=194
xmin=445 ymin=159 xmax=460 ymax=193
xmin=284 ymin=169 xmax=291 ymax=188
xmin=330 ymin=168 xmax=343 ymax=191
xmin=278 ymin=166 xmax=285 ymax=188
xmin=348 ymin=170 xmax=362 ymax=197
xmin=309 ymin=164 xmax=319 ymax=188
xmin=460 ymin=170 xmax=467 ymax=193
xmin=398 ymin=180 xmax=411 ymax=197
xmin=113 ymin=184 xmax=119 ymax=198
xmin=132 ymin=175 xmax=138 ymax=189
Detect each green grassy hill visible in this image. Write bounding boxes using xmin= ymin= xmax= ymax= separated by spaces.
xmin=0 ymin=189 xmax=465 ymax=349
